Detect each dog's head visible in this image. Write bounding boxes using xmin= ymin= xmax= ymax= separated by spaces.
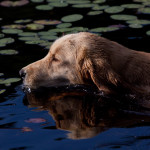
xmin=20 ymin=32 xmax=121 ymax=93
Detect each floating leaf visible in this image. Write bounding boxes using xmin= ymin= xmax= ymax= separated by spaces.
xmin=146 ymin=30 xmax=150 ymax=36
xmin=104 ymin=6 xmax=124 ymax=14
xmin=110 ymin=14 xmax=137 ymax=21
xmin=72 ymin=4 xmax=96 ymax=8
xmin=25 ymin=118 xmax=46 ymax=123
xmin=19 ymin=37 xmax=39 ymax=41
xmin=126 ymin=19 xmax=150 ymax=25
xmin=0 ymin=38 xmax=15 ymax=45
xmin=61 ymin=14 xmax=83 ymax=22
xmin=0 ymin=73 xmax=4 ymax=77
xmin=129 ymin=24 xmax=143 ymax=28
xmin=25 ymin=40 xmax=46 ymax=45
xmin=36 ymin=4 xmax=53 ymax=10
xmin=0 ymin=49 xmax=18 ymax=55
xmin=40 ymin=35 xmax=57 ymax=41
xmin=18 ymin=32 xmax=37 ymax=37
xmin=31 ymin=0 xmax=44 ymax=2
xmin=121 ymin=4 xmax=142 ymax=9
xmin=0 ymin=34 xmax=4 ymax=38
xmin=134 ymin=0 xmax=150 ymax=2
xmin=93 ymin=0 xmax=106 ymax=4
xmin=0 ymin=78 xmax=21 ymax=86
xmin=38 ymin=31 xmax=57 ymax=36
xmin=14 ymin=19 xmax=32 ymax=24
xmin=2 ymin=24 xmax=25 ymax=29
xmin=67 ymin=0 xmax=90 ymax=4
xmin=57 ymin=23 xmax=72 ymax=28
xmin=92 ymin=5 xmax=109 ymax=10
xmin=138 ymin=7 xmax=150 ymax=14
xmin=2 ymin=29 xmax=23 ymax=34
xmin=90 ymin=26 xmax=119 ymax=33
xmin=0 ymin=89 xmax=6 ymax=94
xmin=0 ymin=43 xmax=6 ymax=47
xmin=0 ymin=0 xmax=29 ymax=7
xmin=34 ymin=20 xmax=61 ymax=25
xmin=87 ymin=11 xmax=103 ymax=15
xmin=49 ymin=2 xmax=68 ymax=7
xmin=26 ymin=23 xmax=44 ymax=30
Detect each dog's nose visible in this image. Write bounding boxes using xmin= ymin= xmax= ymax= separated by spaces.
xmin=19 ymin=69 xmax=26 ymax=79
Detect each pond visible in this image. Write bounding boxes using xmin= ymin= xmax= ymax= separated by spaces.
xmin=1 ymin=0 xmax=150 ymax=149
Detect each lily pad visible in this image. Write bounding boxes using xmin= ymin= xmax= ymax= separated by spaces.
xmin=19 ymin=37 xmax=40 ymax=41
xmin=49 ymin=2 xmax=68 ymax=7
xmin=126 ymin=19 xmax=150 ymax=25
xmin=0 ymin=78 xmax=21 ymax=86
xmin=0 ymin=43 xmax=6 ymax=47
xmin=2 ymin=29 xmax=23 ymax=34
xmin=31 ymin=0 xmax=44 ymax=2
xmin=87 ymin=11 xmax=103 ymax=15
xmin=0 ymin=38 xmax=15 ymax=45
xmin=14 ymin=19 xmax=32 ymax=24
xmin=104 ymin=6 xmax=124 ymax=14
xmin=90 ymin=26 xmax=119 ymax=33
xmin=93 ymin=0 xmax=106 ymax=4
xmin=0 ymin=34 xmax=4 ymax=38
xmin=134 ymin=0 xmax=150 ymax=2
xmin=129 ymin=24 xmax=143 ymax=28
xmin=0 ymin=73 xmax=4 ymax=77
xmin=26 ymin=23 xmax=44 ymax=30
xmin=110 ymin=14 xmax=137 ymax=21
xmin=34 ymin=20 xmax=61 ymax=25
xmin=2 ymin=24 xmax=25 ymax=29
xmin=0 ymin=49 xmax=18 ymax=55
xmin=138 ymin=7 xmax=150 ymax=14
xmin=121 ymin=4 xmax=142 ymax=9
xmin=92 ymin=5 xmax=109 ymax=10
xmin=61 ymin=14 xmax=83 ymax=22
xmin=18 ymin=32 xmax=37 ymax=37
xmin=38 ymin=31 xmax=57 ymax=36
xmin=146 ymin=30 xmax=150 ymax=36
xmin=36 ymin=4 xmax=53 ymax=10
xmin=67 ymin=1 xmax=90 ymax=4
xmin=57 ymin=23 xmax=72 ymax=28
xmin=0 ymin=89 xmax=6 ymax=94
xmin=72 ymin=4 xmax=96 ymax=8
xmin=25 ymin=40 xmax=46 ymax=45
xmin=40 ymin=35 xmax=57 ymax=41
xmin=0 ymin=0 xmax=29 ymax=7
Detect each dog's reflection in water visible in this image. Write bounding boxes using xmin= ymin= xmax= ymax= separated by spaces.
xmin=23 ymin=86 xmax=150 ymax=139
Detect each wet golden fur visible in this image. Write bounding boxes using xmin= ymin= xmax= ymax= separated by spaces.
xmin=20 ymin=32 xmax=150 ymax=95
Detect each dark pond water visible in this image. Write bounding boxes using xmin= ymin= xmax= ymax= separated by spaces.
xmin=1 ymin=0 xmax=150 ymax=149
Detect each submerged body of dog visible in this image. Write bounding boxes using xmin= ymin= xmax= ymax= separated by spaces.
xmin=20 ymin=32 xmax=150 ymax=95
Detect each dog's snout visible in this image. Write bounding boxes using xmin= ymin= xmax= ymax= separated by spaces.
xmin=19 ymin=69 xmax=26 ymax=79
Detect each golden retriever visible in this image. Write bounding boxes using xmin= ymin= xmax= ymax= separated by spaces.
xmin=20 ymin=32 xmax=150 ymax=95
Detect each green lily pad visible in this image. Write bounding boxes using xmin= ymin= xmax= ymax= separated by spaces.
xmin=90 ymin=26 xmax=119 ymax=33
xmin=40 ymin=35 xmax=57 ymax=41
xmin=67 ymin=0 xmax=90 ymax=4
xmin=26 ymin=23 xmax=44 ymax=30
xmin=93 ymin=0 xmax=106 ymax=4
xmin=138 ymin=7 xmax=150 ymax=14
xmin=2 ymin=29 xmax=23 ymax=34
xmin=34 ymin=20 xmax=61 ymax=25
xmin=134 ymin=0 xmax=150 ymax=2
xmin=36 ymin=4 xmax=53 ymax=10
xmin=121 ymin=4 xmax=142 ymax=9
xmin=87 ymin=11 xmax=103 ymax=15
xmin=0 ymin=89 xmax=6 ymax=94
xmin=92 ymin=5 xmax=109 ymax=10
xmin=72 ymin=4 xmax=96 ymax=8
xmin=14 ymin=19 xmax=32 ymax=24
xmin=0 ymin=38 xmax=15 ymax=45
xmin=0 ymin=73 xmax=4 ymax=77
xmin=31 ymin=0 xmax=44 ymax=2
xmin=104 ymin=6 xmax=124 ymax=14
xmin=126 ymin=19 xmax=150 ymax=25
xmin=146 ymin=30 xmax=150 ymax=36
xmin=18 ymin=32 xmax=37 ymax=37
xmin=0 ymin=0 xmax=29 ymax=7
xmin=0 ymin=78 xmax=21 ymax=86
xmin=2 ymin=24 xmax=25 ymax=29
xmin=61 ymin=14 xmax=83 ymax=22
xmin=38 ymin=31 xmax=57 ymax=36
xmin=19 ymin=37 xmax=40 ymax=41
xmin=38 ymin=41 xmax=52 ymax=48
xmin=57 ymin=23 xmax=72 ymax=28
xmin=0 ymin=43 xmax=6 ymax=47
xmin=0 ymin=49 xmax=18 ymax=55
xmin=25 ymin=40 xmax=46 ymax=45
xmin=110 ymin=14 xmax=137 ymax=21
xmin=129 ymin=24 xmax=143 ymax=28
xmin=49 ymin=2 xmax=68 ymax=7
xmin=0 ymin=34 xmax=4 ymax=38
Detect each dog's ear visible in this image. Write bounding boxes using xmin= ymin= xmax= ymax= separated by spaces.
xmin=79 ymin=57 xmax=122 ymax=94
